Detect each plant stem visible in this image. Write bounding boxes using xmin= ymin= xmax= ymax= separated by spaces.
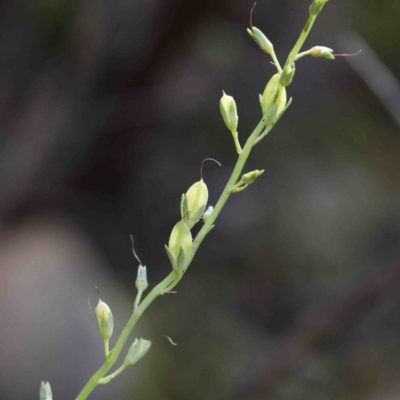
xmin=75 ymin=4 xmax=328 ymax=398
xmin=285 ymin=13 xmax=317 ymax=67
xmin=75 ymin=272 xmax=177 ymax=400
xmin=98 ymin=365 xmax=126 ymax=384
xmin=133 ymin=289 xmax=143 ymax=311
xmin=232 ymin=130 xmax=243 ymax=154
xmin=270 ymin=50 xmax=283 ymax=74
xmin=103 ymin=339 xmax=109 ymax=359
xmin=193 ymin=115 xmax=267 ymax=251
xmin=75 ymin=114 xmax=266 ymax=400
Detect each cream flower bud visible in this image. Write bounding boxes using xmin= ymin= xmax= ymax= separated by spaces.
xmin=95 ymin=298 xmax=113 ymax=340
xmin=181 ymin=179 xmax=209 ymax=229
xmin=219 ymin=91 xmax=238 ymax=133
xmin=166 ymin=220 xmax=194 ymax=274
xmin=261 ymin=73 xmax=287 ymax=116
xmin=310 ymin=46 xmax=335 ymax=60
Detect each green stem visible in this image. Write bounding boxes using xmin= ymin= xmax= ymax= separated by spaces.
xmin=285 ymin=13 xmax=317 ymax=67
xmin=98 ymin=365 xmax=126 ymax=384
xmin=270 ymin=50 xmax=283 ymax=74
xmin=232 ymin=130 xmax=243 ymax=155
xmin=75 ymin=114 xmax=267 ymax=400
xmin=133 ymin=289 xmax=143 ymax=311
xmin=193 ymin=115 xmax=267 ymax=251
xmin=75 ymin=272 xmax=177 ymax=400
xmin=295 ymin=49 xmax=312 ymax=61
xmin=75 ymin=3 xmax=328 ymax=398
xmin=103 ymin=339 xmax=109 ymax=359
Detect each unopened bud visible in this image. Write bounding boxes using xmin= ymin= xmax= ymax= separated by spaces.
xmin=135 ymin=265 xmax=148 ymax=292
xmin=124 ymin=338 xmax=152 ymax=367
xmin=40 ymin=382 xmax=52 ymax=400
xmin=202 ymin=205 xmax=214 ymax=222
xmin=95 ymin=298 xmax=113 ymax=340
xmin=219 ymin=91 xmax=238 ymax=133
xmin=261 ymin=73 xmax=287 ymax=116
xmin=167 ymin=220 xmax=194 ymax=273
xmin=241 ymin=169 xmax=265 ymax=185
xmin=279 ymin=65 xmax=296 ymax=87
xmin=247 ymin=27 xmax=274 ymax=55
xmin=182 ymin=180 xmax=208 ymax=229
xmin=310 ymin=46 xmax=335 ymax=60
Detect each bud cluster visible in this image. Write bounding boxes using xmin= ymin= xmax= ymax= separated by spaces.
xmin=166 ymin=161 xmax=219 ymax=275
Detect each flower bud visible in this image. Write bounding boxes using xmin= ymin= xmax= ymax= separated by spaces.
xmin=309 ymin=0 xmax=328 ymax=16
xmin=241 ymin=169 xmax=265 ymax=185
xmin=219 ymin=91 xmax=238 ymax=133
xmin=95 ymin=298 xmax=113 ymax=340
xmin=202 ymin=205 xmax=214 ymax=222
xmin=310 ymin=46 xmax=335 ymax=60
xmin=123 ymin=338 xmax=152 ymax=367
xmin=261 ymin=73 xmax=287 ymax=116
xmin=40 ymin=382 xmax=52 ymax=400
xmin=247 ymin=27 xmax=274 ymax=55
xmin=167 ymin=220 xmax=194 ymax=273
xmin=280 ymin=65 xmax=296 ymax=87
xmin=135 ymin=265 xmax=148 ymax=292
xmin=182 ymin=180 xmax=209 ymax=229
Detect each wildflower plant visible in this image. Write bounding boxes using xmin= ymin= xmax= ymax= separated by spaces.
xmin=40 ymin=0 xmax=334 ymax=398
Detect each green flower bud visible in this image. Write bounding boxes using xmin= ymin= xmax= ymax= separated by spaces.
xmin=310 ymin=46 xmax=335 ymax=60
xmin=123 ymin=338 xmax=152 ymax=367
xmin=95 ymin=298 xmax=113 ymax=340
xmin=247 ymin=27 xmax=273 ymax=55
xmin=40 ymin=382 xmax=52 ymax=400
xmin=182 ymin=179 xmax=209 ymax=229
xmin=241 ymin=169 xmax=265 ymax=185
xmin=279 ymin=65 xmax=296 ymax=87
xmin=261 ymin=73 xmax=287 ymax=116
xmin=309 ymin=0 xmax=328 ymax=16
xmin=219 ymin=91 xmax=238 ymax=133
xmin=135 ymin=265 xmax=148 ymax=292
xmin=168 ymin=220 xmax=194 ymax=273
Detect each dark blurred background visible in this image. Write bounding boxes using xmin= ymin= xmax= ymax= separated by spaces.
xmin=1 ymin=0 xmax=400 ymax=399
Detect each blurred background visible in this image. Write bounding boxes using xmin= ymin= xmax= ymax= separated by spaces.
xmin=0 ymin=0 xmax=400 ymax=399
